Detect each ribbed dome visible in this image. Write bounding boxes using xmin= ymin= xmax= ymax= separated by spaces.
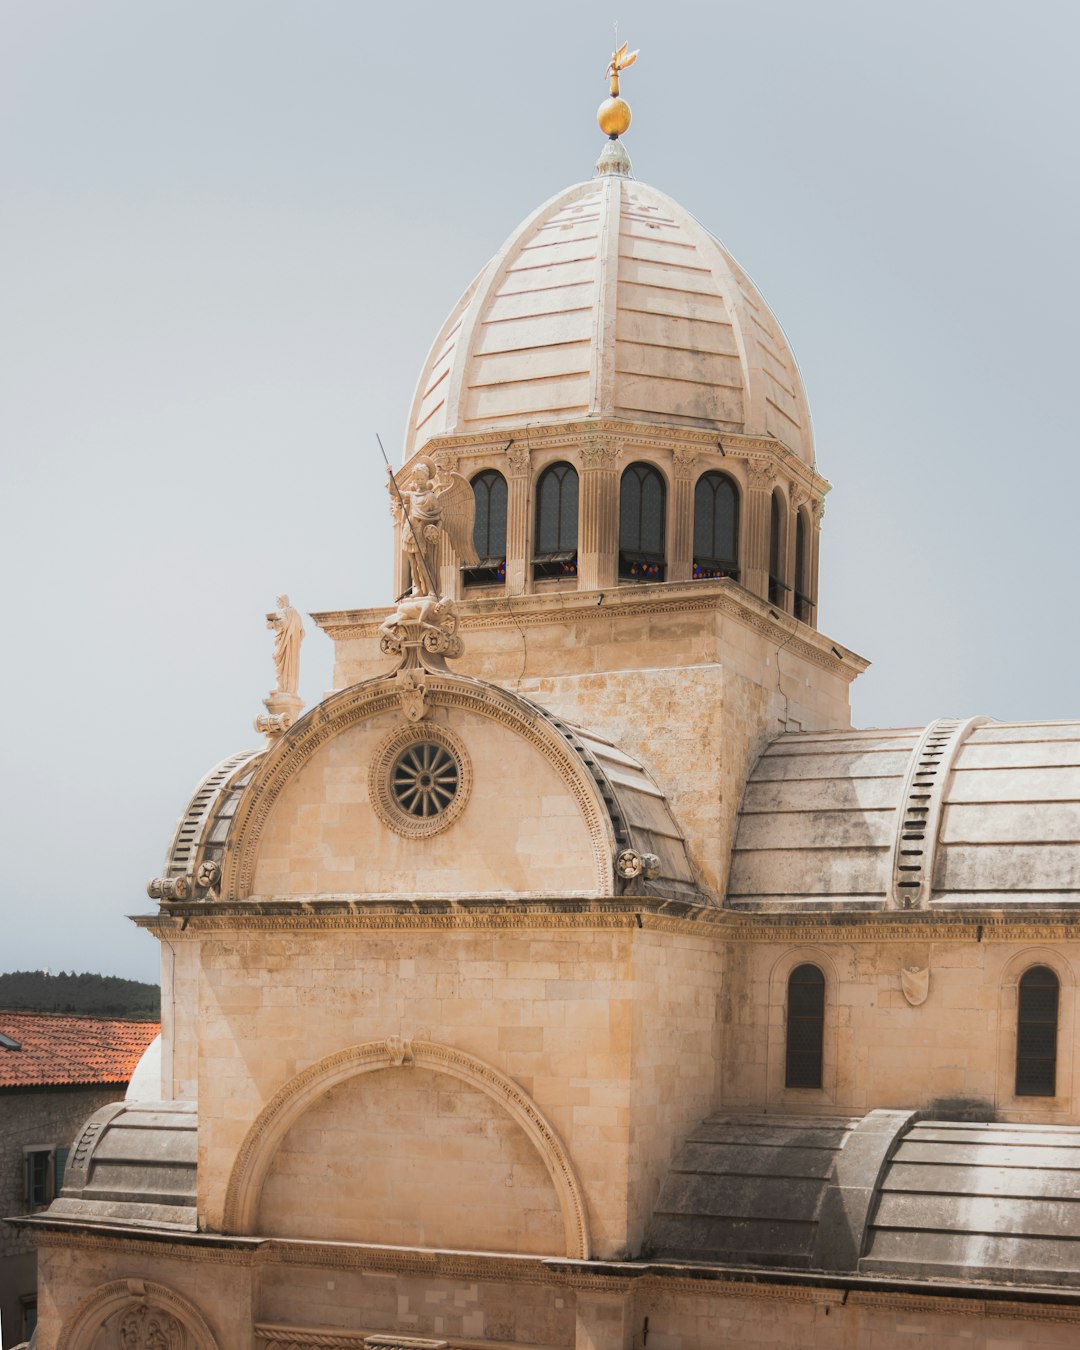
xmin=404 ymin=174 xmax=814 ymax=463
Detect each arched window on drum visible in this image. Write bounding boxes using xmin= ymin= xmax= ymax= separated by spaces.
xmin=1016 ymin=966 xmax=1060 ymax=1097
xmin=463 ymin=469 xmax=508 ymax=587
xmin=619 ymin=461 xmax=666 ymax=581
xmin=768 ymin=489 xmax=789 ymax=608
xmin=785 ymin=964 xmax=825 ymax=1089
xmin=533 ymin=462 xmax=579 ymax=580
xmin=794 ymin=506 xmax=813 ymax=623
xmin=693 ymin=472 xmax=739 ymax=580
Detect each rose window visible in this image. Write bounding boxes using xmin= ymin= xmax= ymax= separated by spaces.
xmin=390 ymin=742 xmax=460 ymax=819
xmin=370 ymin=726 xmax=472 ymax=838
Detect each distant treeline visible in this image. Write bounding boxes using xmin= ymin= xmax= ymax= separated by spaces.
xmin=0 ymin=970 xmax=160 ymax=1019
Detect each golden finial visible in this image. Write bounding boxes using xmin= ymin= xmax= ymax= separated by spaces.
xmin=598 ymin=36 xmax=638 ymax=139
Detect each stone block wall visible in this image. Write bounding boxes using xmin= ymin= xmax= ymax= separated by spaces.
xmin=0 ymin=1086 xmax=119 ymax=1348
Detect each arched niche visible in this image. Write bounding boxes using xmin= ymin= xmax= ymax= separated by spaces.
xmin=60 ymin=1280 xmax=218 ymax=1350
xmin=222 ymin=1038 xmax=590 ymax=1259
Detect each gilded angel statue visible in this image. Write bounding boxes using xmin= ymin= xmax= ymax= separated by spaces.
xmin=390 ymin=461 xmax=478 ymax=595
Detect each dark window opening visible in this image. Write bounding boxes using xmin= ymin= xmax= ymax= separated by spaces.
xmin=794 ymin=508 xmax=813 ymax=622
xmin=768 ymin=490 xmax=789 ymax=607
xmin=619 ymin=461 xmax=666 ymax=581
xmin=463 ymin=469 xmax=508 ymax=586
xmin=693 ymin=471 xmax=739 ymax=580
xmin=786 ymin=964 xmax=825 ymax=1089
xmin=1016 ymin=965 xmax=1059 ymax=1096
xmin=533 ymin=462 xmax=579 ymax=579
xmin=22 ymin=1145 xmax=67 ymax=1210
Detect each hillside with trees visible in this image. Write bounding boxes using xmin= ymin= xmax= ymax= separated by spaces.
xmin=0 ymin=970 xmax=160 ymax=1018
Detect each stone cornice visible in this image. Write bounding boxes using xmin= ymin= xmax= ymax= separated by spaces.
xmin=129 ymin=898 xmax=1080 ymax=945
xmin=27 ymin=1225 xmax=1080 ymax=1322
xmin=311 ymin=580 xmax=868 ymax=681
xmin=406 ymin=419 xmax=828 ymax=497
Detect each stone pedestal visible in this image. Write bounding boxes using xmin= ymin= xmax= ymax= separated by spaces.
xmin=255 ymin=690 xmax=304 ymax=738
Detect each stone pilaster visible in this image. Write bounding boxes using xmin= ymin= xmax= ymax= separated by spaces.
xmin=577 ymin=440 xmax=621 ymax=590
xmin=505 ymin=442 xmax=531 ymax=595
xmin=744 ymin=459 xmax=776 ymax=601
xmin=669 ymin=447 xmax=697 ymax=583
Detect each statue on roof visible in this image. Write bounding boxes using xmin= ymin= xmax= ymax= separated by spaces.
xmin=266 ymin=593 xmax=304 ymax=695
xmin=389 ymin=461 xmax=478 ymax=596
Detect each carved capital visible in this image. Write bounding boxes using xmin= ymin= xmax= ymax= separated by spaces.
xmin=579 ymin=439 xmax=621 ymax=471
xmin=747 ymin=460 xmax=777 ymax=492
xmin=812 ymin=497 xmax=827 ymax=525
xmin=429 ymin=449 xmax=459 ymax=475
xmin=505 ymin=443 xmax=531 ymax=477
xmin=671 ymin=447 xmax=697 ymax=482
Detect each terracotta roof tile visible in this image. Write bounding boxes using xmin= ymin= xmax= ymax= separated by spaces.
xmin=0 ymin=1010 xmax=159 ymax=1089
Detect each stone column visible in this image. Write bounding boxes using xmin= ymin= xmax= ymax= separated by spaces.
xmin=669 ymin=447 xmax=696 ymax=582
xmin=744 ymin=459 xmax=777 ymax=602
xmin=577 ymin=440 xmax=621 ymax=591
xmin=505 ymin=442 xmax=531 ymax=595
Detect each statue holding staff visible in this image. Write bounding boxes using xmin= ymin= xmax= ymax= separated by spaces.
xmin=389 ymin=461 xmax=478 ymax=595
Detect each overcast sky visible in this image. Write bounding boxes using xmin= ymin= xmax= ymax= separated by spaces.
xmin=2 ymin=1 xmax=1078 ymax=983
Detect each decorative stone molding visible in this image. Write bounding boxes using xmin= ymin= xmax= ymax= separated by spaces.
xmin=671 ymin=446 xmax=697 ymax=482
xmin=219 ymin=676 xmax=616 ymax=900
xmin=222 ymin=1038 xmax=591 ymax=1259
xmin=377 ymin=594 xmax=464 ymax=671
xmin=747 ymin=459 xmax=778 ymax=491
xmin=367 ymin=723 xmax=472 ymax=838
xmin=579 ymin=439 xmax=621 ymax=470
xmin=313 ymin=584 xmax=867 ymax=679
xmin=505 ymin=442 xmax=531 ymax=476
xmin=59 ymin=1278 xmax=219 ymax=1350
xmin=148 ymin=875 xmax=192 ymax=901
xmin=256 ymin=691 xmax=304 ymax=741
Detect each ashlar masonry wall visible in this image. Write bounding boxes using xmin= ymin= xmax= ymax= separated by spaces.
xmin=163 ymin=913 xmax=722 ymax=1262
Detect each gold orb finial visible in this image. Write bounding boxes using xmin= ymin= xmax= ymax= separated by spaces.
xmin=598 ymin=38 xmax=638 ymax=140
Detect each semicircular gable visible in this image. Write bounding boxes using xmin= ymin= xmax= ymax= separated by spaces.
xmin=219 ymin=676 xmax=617 ymax=900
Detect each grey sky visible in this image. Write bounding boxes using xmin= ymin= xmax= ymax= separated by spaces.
xmin=2 ymin=1 xmax=1077 ymax=982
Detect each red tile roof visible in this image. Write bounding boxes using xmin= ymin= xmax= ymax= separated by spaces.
xmin=0 ymin=1011 xmax=159 ymax=1089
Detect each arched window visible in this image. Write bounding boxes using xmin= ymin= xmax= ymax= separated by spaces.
xmin=619 ymin=461 xmax=666 ymax=581
xmin=794 ymin=507 xmax=813 ymax=622
xmin=1016 ymin=966 xmax=1059 ymax=1096
xmin=768 ymin=490 xmax=789 ymax=608
xmin=463 ymin=470 xmax=508 ymax=587
xmin=693 ymin=472 xmax=739 ymax=580
xmin=533 ymin=462 xmax=579 ymax=579
xmin=785 ymin=964 xmax=825 ymax=1088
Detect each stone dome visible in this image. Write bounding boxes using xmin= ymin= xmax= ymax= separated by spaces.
xmin=404 ymin=171 xmax=814 ymax=463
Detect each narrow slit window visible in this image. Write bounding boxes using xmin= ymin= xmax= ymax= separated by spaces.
xmin=786 ymin=964 xmax=825 ymax=1088
xmin=1016 ymin=966 xmax=1059 ymax=1096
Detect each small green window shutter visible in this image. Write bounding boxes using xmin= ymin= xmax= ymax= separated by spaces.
xmin=54 ymin=1147 xmax=70 ymax=1195
xmin=23 ymin=1153 xmax=31 ymax=1207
